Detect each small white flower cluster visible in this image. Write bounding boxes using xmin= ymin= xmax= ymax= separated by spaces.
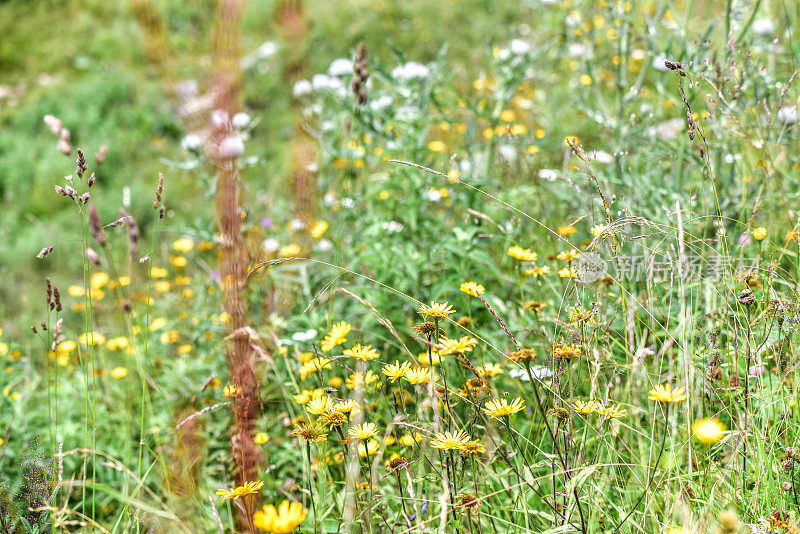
xmin=382 ymin=221 xmax=405 ymax=233
xmin=391 ymin=62 xmax=430 ymax=81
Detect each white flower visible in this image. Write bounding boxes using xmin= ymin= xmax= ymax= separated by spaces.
xmin=496 ymin=48 xmax=511 ymax=60
xmin=540 ymin=0 xmax=556 ymax=4
xmin=426 ymin=189 xmax=442 ymax=202
xmin=290 ymin=218 xmax=306 ymax=231
xmin=651 ymin=55 xmax=670 ymax=72
xmin=293 ymin=79 xmax=313 ymax=98
xmin=323 ymin=192 xmax=337 ymax=206
xmin=510 ymin=39 xmax=531 ymax=55
xmin=292 ymin=329 xmax=318 ymax=342
xmin=341 ymin=197 xmax=355 ymax=209
xmin=369 ymin=95 xmax=393 ymax=111
xmin=497 ymin=144 xmax=517 ymax=162
xmin=210 ymin=109 xmax=229 ymax=130
xmin=262 ymin=238 xmax=280 ymax=253
xmin=391 ymin=62 xmax=430 ymax=80
xmin=232 ymin=112 xmax=251 ymax=129
xmin=590 ymin=150 xmax=613 ymax=164
xmin=778 ymin=106 xmax=798 ymax=124
xmin=328 ymin=58 xmax=353 ymax=77
xmin=181 ymin=134 xmax=202 ymax=150
xmin=174 ymin=79 xmax=199 ymax=99
xmin=218 ymin=136 xmax=244 ymax=158
xmin=382 ymin=221 xmax=405 ymax=233
xmin=568 ymin=43 xmax=586 ymax=58
xmin=538 ymin=169 xmax=559 ymax=181
xmin=752 ymin=18 xmax=775 ymax=36
xmin=311 ymin=74 xmax=343 ymax=91
xmin=256 ymin=41 xmax=278 ymax=58
xmin=509 ymin=366 xmax=553 ymax=381
xmin=317 ymin=239 xmax=332 ymax=252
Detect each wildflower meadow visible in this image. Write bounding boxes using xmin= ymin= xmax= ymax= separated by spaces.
xmin=2 ymin=0 xmax=800 ymax=532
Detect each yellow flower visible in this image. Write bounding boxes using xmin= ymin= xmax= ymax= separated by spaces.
xmin=507 ymin=245 xmax=537 ymax=261
xmin=177 ymin=344 xmax=192 ymax=355
xmin=427 ymin=140 xmax=447 ymax=152
xmin=522 ymin=266 xmax=549 ymax=277
xmin=598 ymin=403 xmax=628 ymax=419
xmin=403 ymin=367 xmax=436 ymax=385
xmin=105 ymin=337 xmax=129 ymax=351
xmin=459 ymin=441 xmax=486 ymax=456
xmin=358 ymin=438 xmax=380 ymax=457
xmin=150 ymin=267 xmax=168 ymax=279
xmin=558 ymin=267 xmax=578 ymax=278
xmin=476 ymin=364 xmax=503 ymax=377
xmin=299 ymin=358 xmax=332 ymax=380
xmin=57 ymin=340 xmax=77 ymax=353
xmin=110 ymin=367 xmax=128 ymax=379
xmin=343 ymin=344 xmax=380 ymax=361
xmin=254 ymin=432 xmax=270 ymax=444
xmin=159 ymin=330 xmax=179 ymax=344
xmin=346 ymin=370 xmax=379 ymax=389
xmin=333 ymin=399 xmax=355 ymax=413
xmin=321 ymin=321 xmax=351 ymax=352
xmin=556 ymin=250 xmax=580 ymax=262
xmin=305 ymin=396 xmax=333 ymax=415
xmin=437 ymin=336 xmax=478 ymax=356
xmin=172 ymin=238 xmax=194 ymax=252
xmin=483 ymin=397 xmax=525 ymax=418
xmin=430 ymin=430 xmax=470 ymax=450
xmin=79 ymin=332 xmax=105 ymax=346
xmin=752 ymin=227 xmax=767 ymax=241
xmin=648 ymin=384 xmax=689 ymax=403
xmin=253 ymin=500 xmax=307 ymax=534
xmin=382 ymin=361 xmax=412 ymax=382
xmin=349 ymin=422 xmax=379 ymax=440
xmin=215 ymin=480 xmax=263 ymax=502
xmin=459 ymin=281 xmax=485 ymax=297
xmin=90 ymin=272 xmax=110 ymax=289
xmin=552 ymin=343 xmax=582 ymax=359
xmin=149 ymin=317 xmax=167 ymax=331
xmin=279 ymin=244 xmax=301 ymax=257
xmin=68 ymin=285 xmax=85 ymax=297
xmin=291 ymin=424 xmax=328 ymax=443
xmin=310 ymin=221 xmax=329 ymax=239
xmin=417 ymin=351 xmax=441 ymax=366
xmin=170 ymin=256 xmax=187 ymax=268
xmin=224 ymin=383 xmax=240 ymax=398
xmin=693 ymin=417 xmax=726 ymax=444
xmin=418 ymin=301 xmax=455 ymax=319
xmin=398 ymin=433 xmax=422 ymax=447
xmin=572 ymin=400 xmax=601 ymax=415
xmin=558 ymin=226 xmax=577 ymax=237
xmin=499 ymin=109 xmax=516 ymax=122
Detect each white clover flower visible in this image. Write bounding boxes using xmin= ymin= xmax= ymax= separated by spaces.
xmin=382 ymin=221 xmax=405 ymax=233
xmin=752 ymin=18 xmax=775 ymax=36
xmin=341 ymin=197 xmax=355 ymax=209
xmin=232 ymin=112 xmax=251 ymax=129
xmin=256 ymin=41 xmax=278 ymax=58
xmin=293 ymin=79 xmax=313 ymax=98
xmin=590 ymin=150 xmax=613 ymax=164
xmin=311 ymin=74 xmax=343 ymax=91
xmin=328 ymin=58 xmax=353 ymax=77
xmin=262 ymin=238 xmax=280 ymax=253
xmin=317 ymin=239 xmax=332 ymax=252
xmin=568 ymin=43 xmax=586 ymax=58
xmin=651 ymin=55 xmax=670 ymax=72
xmin=778 ymin=106 xmax=799 ymax=124
xmin=369 ymin=95 xmax=393 ymax=111
xmin=391 ymin=62 xmax=430 ymax=80
xmin=538 ymin=169 xmax=559 ymax=181
xmin=426 ymin=189 xmax=442 ymax=202
xmin=510 ymin=39 xmax=531 ymax=55
xmin=181 ymin=133 xmax=202 ymax=150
